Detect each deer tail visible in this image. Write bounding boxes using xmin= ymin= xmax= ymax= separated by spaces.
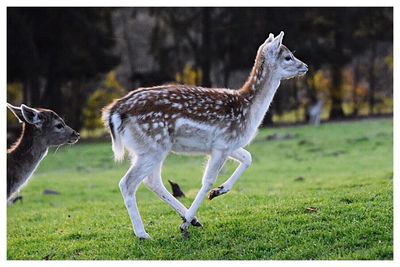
xmin=102 ymin=109 xmax=125 ymax=162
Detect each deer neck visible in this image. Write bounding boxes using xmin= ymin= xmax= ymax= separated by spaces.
xmin=9 ymin=123 xmax=48 ymax=156
xmin=239 ymin=53 xmax=281 ymax=130
xmin=7 ymin=124 xmax=49 ymax=195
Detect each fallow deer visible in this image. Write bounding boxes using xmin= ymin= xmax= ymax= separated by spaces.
xmin=308 ymin=98 xmax=324 ymax=125
xmin=7 ymin=104 xmax=80 ymax=202
xmin=102 ymin=31 xmax=308 ymax=239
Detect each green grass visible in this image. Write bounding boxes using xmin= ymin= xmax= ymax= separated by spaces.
xmin=7 ymin=119 xmax=393 ymax=260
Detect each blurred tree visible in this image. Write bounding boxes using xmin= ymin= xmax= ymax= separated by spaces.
xmin=7 ymin=7 xmax=119 ymax=129
xmin=175 ymin=64 xmax=202 ymax=86
xmin=9 ymin=7 xmax=392 ymax=132
xmin=6 ymin=83 xmax=23 ymax=124
xmin=351 ymin=57 xmax=361 ymax=116
xmin=83 ymin=71 xmax=125 ymax=130
xmin=149 ymin=8 xmax=209 ymax=85
xmin=357 ymin=8 xmax=393 ymax=115
xmin=307 ymin=7 xmax=392 ymax=119
xmin=201 ymin=8 xmax=212 ymax=87
xmin=146 ymin=7 xmax=392 ymax=123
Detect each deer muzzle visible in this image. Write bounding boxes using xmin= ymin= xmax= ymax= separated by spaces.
xmin=69 ymin=130 xmax=80 ymax=144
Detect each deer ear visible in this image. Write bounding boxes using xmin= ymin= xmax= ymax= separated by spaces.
xmin=277 ymin=31 xmax=284 ymax=44
xmin=264 ymin=33 xmax=275 ymax=44
xmin=7 ymin=103 xmax=24 ymax=123
xmin=265 ymin=31 xmax=284 ymax=57
xmin=20 ymin=104 xmax=43 ymax=127
xmin=271 ymin=31 xmax=284 ymax=50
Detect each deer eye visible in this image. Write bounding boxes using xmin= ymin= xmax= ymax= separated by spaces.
xmin=55 ymin=123 xmax=64 ymax=129
xmin=285 ymin=56 xmax=292 ymax=61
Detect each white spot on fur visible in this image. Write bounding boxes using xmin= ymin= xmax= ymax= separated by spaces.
xmin=172 ymin=103 xmax=182 ymax=109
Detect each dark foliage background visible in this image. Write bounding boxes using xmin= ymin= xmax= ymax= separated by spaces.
xmin=7 ymin=7 xmax=393 ymax=134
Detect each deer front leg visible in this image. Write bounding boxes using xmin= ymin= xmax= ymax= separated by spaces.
xmin=180 ymin=149 xmax=228 ymax=238
xmin=208 ymin=148 xmax=252 ymax=200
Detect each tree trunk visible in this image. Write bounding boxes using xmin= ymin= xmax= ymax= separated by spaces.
xmin=351 ymin=57 xmax=360 ymax=117
xmin=67 ymin=81 xmax=85 ymax=131
xmin=22 ymin=81 xmax=30 ymax=105
xmin=368 ymin=43 xmax=377 ymax=115
xmin=329 ymin=65 xmax=345 ymax=120
xmin=29 ymin=78 xmax=41 ymax=107
xmin=201 ymin=8 xmax=211 ymax=87
xmin=328 ymin=15 xmax=346 ymax=120
xmin=121 ymin=9 xmax=135 ymax=77
xmin=223 ymin=67 xmax=231 ymax=88
xmin=22 ymin=78 xmax=40 ymax=106
xmin=305 ymin=70 xmax=317 ymax=123
xmin=44 ymin=74 xmax=63 ymax=115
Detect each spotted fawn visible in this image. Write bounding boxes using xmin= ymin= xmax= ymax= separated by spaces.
xmin=102 ymin=31 xmax=308 ymax=239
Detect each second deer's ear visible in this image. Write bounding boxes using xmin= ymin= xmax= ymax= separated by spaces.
xmin=7 ymin=103 xmax=24 ymax=123
xmin=21 ymin=104 xmax=43 ymax=127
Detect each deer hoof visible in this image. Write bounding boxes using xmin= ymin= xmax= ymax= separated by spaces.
xmin=180 ymin=223 xmax=190 ymax=240
xmin=181 ymin=216 xmax=202 ymax=227
xmin=208 ymin=186 xmax=226 ymax=200
xmin=137 ymin=232 xmax=151 ymax=241
xmin=191 ymin=217 xmax=203 ymax=227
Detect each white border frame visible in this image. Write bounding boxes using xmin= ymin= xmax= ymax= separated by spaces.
xmin=1 ymin=1 xmax=397 ymax=266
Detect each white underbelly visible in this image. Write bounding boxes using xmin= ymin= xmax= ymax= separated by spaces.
xmin=171 ymin=138 xmax=211 ymax=154
xmin=171 ymin=119 xmax=215 ymax=154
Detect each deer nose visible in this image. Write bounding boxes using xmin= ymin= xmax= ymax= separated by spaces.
xmin=300 ymin=63 xmax=308 ymax=71
xmin=72 ymin=131 xmax=80 ymax=138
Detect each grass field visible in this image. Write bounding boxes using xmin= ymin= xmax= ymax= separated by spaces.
xmin=7 ymin=118 xmax=393 ymax=260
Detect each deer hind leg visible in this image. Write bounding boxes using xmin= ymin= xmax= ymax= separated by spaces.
xmin=119 ymin=153 xmax=161 ymax=240
xmin=180 ymin=149 xmax=228 ymax=238
xmin=143 ymin=161 xmax=202 ymax=227
xmin=208 ymin=148 xmax=252 ymax=200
